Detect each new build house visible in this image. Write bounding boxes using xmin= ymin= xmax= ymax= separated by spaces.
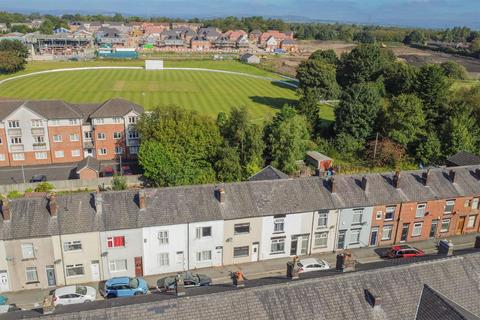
xmin=0 ymin=166 xmax=480 ymax=292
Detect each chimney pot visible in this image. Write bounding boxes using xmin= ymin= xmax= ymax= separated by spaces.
xmin=422 ymin=169 xmax=430 ymax=186
xmin=138 ymin=189 xmax=146 ymax=210
xmin=95 ymin=189 xmax=103 ymax=215
xmin=1 ymin=195 xmax=10 ymax=221
xmin=393 ymin=171 xmax=400 ymax=189
xmin=329 ymin=177 xmax=336 ymax=193
xmin=48 ymin=192 xmax=58 ymax=217
xmin=215 ymin=187 xmax=225 ymax=203
xmin=361 ymin=176 xmax=368 ymax=192
xmin=449 ymin=170 xmax=456 ymax=183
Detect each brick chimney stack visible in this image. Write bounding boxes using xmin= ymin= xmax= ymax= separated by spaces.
xmin=361 ymin=176 xmax=368 ymax=192
xmin=449 ymin=170 xmax=456 ymax=183
xmin=48 ymin=192 xmax=58 ymax=217
xmin=422 ymin=169 xmax=430 ymax=186
xmin=95 ymin=189 xmax=103 ymax=215
xmin=215 ymin=187 xmax=225 ymax=203
xmin=393 ymin=171 xmax=400 ymax=189
xmin=1 ymin=195 xmax=10 ymax=221
xmin=138 ymin=189 xmax=146 ymax=210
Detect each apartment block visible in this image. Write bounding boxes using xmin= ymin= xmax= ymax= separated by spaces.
xmin=0 ymin=99 xmax=143 ymax=167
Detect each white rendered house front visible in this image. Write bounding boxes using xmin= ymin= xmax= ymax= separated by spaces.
xmin=188 ymin=220 xmax=224 ymax=270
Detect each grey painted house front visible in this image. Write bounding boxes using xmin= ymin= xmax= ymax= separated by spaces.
xmin=335 ymin=207 xmax=373 ymax=250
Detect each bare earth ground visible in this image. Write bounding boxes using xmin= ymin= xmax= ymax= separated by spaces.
xmin=263 ymin=40 xmax=480 ymax=79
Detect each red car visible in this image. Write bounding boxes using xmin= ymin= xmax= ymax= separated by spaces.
xmin=385 ymin=245 xmax=425 ymax=259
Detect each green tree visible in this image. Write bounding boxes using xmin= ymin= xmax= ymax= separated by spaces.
xmin=384 ymin=94 xmax=426 ymax=147
xmin=335 ymin=82 xmax=382 ymax=143
xmin=214 ymin=146 xmax=243 ymax=182
xmin=0 ymin=39 xmax=29 ymax=59
xmin=308 ymin=49 xmax=339 ymax=65
xmin=111 ymin=175 xmax=127 ymax=190
xmin=297 ymin=88 xmax=321 ymax=132
xmin=384 ymin=62 xmax=418 ymax=96
xmin=364 ymin=138 xmax=406 ymax=167
xmin=0 ymin=51 xmax=24 ymax=74
xmin=136 ymin=106 xmax=221 ymax=186
xmin=265 ymin=106 xmax=311 ymax=174
xmin=39 ymin=20 xmax=55 ymax=34
xmin=296 ymin=59 xmax=340 ymax=100
xmin=416 ymin=133 xmax=442 ymax=165
xmin=440 ymin=61 xmax=468 ymax=80
xmin=337 ymin=44 xmax=395 ymax=87
xmin=403 ymin=30 xmax=425 ymax=44
xmin=414 ymin=64 xmax=450 ymax=127
xmin=442 ymin=106 xmax=480 ymax=156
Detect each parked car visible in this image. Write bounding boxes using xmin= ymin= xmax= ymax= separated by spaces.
xmin=101 ymin=167 xmax=115 ymax=177
xmin=30 ymin=175 xmax=47 ymax=183
xmin=0 ymin=304 xmax=22 ymax=314
xmin=51 ymin=285 xmax=97 ymax=306
xmin=157 ymin=272 xmax=212 ymax=292
xmin=384 ymin=245 xmax=425 ymax=259
xmin=102 ymin=277 xmax=148 ymax=298
xmin=297 ymin=258 xmax=330 ymax=273
xmin=0 ymin=295 xmax=7 ymax=305
xmin=121 ymin=165 xmax=133 ymax=175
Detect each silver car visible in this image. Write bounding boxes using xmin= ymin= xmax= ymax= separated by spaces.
xmin=52 ymin=285 xmax=97 ymax=306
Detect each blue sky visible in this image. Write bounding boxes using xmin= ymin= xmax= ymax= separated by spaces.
xmin=1 ymin=0 xmax=479 ymax=29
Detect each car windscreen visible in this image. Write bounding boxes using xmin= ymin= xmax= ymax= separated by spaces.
xmin=129 ymin=278 xmax=139 ymax=289
xmin=76 ymin=286 xmax=87 ymax=295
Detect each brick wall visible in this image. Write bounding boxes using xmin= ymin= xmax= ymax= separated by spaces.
xmin=93 ymin=124 xmax=126 ymax=161
xmin=0 ymin=128 xmax=10 ymax=167
xmin=48 ymin=125 xmax=84 ymax=163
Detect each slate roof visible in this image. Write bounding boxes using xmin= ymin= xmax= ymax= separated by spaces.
xmin=88 ymin=98 xmax=143 ymax=118
xmin=447 ymin=151 xmax=480 ymax=167
xmin=0 ymin=100 xmax=83 ymax=120
xmin=416 ymin=284 xmax=480 ymax=320
xmin=76 ymin=156 xmax=100 ymax=173
xmin=9 ymin=253 xmax=480 ymax=320
xmin=248 ymin=165 xmax=289 ymax=181
xmin=306 ymin=150 xmax=332 ymax=162
xmin=3 ymin=165 xmax=480 ymax=240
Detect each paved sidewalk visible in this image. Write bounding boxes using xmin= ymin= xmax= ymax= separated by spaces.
xmin=3 ymin=233 xmax=478 ymax=309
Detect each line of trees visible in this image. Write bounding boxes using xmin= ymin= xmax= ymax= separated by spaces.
xmin=296 ymin=44 xmax=480 ymax=168
xmin=0 ymin=39 xmax=28 ymax=74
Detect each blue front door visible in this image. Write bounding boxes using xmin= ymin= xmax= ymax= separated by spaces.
xmin=370 ymin=228 xmax=378 ymax=246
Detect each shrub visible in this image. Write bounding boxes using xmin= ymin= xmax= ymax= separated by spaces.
xmin=34 ymin=182 xmax=54 ymax=193
xmin=111 ymin=175 xmax=127 ymax=191
xmin=7 ymin=190 xmax=23 ymax=199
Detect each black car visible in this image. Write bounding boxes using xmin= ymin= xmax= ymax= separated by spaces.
xmin=157 ymin=272 xmax=212 ymax=292
xmin=30 ymin=175 xmax=47 ymax=183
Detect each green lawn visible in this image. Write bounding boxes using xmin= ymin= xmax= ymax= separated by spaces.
xmin=0 ymin=63 xmax=297 ymax=119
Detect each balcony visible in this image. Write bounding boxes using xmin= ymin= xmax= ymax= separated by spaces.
xmin=10 ymin=144 xmax=24 ymax=152
xmin=83 ymin=140 xmax=94 ymax=149
xmin=31 ymin=128 xmax=45 ymax=135
xmin=33 ymin=143 xmax=47 ymax=151
xmin=8 ymin=128 xmax=22 ymax=136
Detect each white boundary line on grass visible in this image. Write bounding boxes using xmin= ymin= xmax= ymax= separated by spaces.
xmin=0 ymin=66 xmax=298 ymax=88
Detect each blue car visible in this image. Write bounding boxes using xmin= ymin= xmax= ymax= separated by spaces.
xmin=102 ymin=277 xmax=148 ymax=298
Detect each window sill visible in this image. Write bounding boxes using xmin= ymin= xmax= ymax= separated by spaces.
xmin=384 ymin=219 xmax=394 ymax=222
xmin=21 ymin=258 xmax=36 ymax=261
xmin=272 ymin=231 xmax=285 ymax=235
xmin=66 ymin=275 xmax=85 ymax=278
xmin=64 ymin=250 xmax=83 ymax=253
xmin=270 ymin=251 xmax=285 ymax=255
xmin=25 ymin=281 xmax=40 ymax=285
xmin=313 ymin=246 xmax=328 ymax=249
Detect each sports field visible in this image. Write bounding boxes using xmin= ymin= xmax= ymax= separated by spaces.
xmin=0 ymin=60 xmax=298 ymax=119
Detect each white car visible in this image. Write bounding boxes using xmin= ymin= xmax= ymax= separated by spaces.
xmin=297 ymin=258 xmax=330 ymax=273
xmin=52 ymin=285 xmax=97 ymax=306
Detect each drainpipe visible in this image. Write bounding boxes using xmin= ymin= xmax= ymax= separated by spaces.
xmin=393 ymin=202 xmax=404 ymax=244
xmin=309 ymin=211 xmax=315 ymax=256
xmin=333 ymin=209 xmax=342 ymax=252
xmin=187 ymin=223 xmax=190 ymax=271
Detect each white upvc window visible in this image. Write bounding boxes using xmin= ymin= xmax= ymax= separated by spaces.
xmin=33 ymin=135 xmax=45 ymax=143
xmin=55 ymin=150 xmax=64 ymax=158
xmin=314 ymin=232 xmax=328 ymax=248
xmin=25 ymin=267 xmax=38 ymax=283
xmin=440 ymin=219 xmax=450 ymax=233
xmin=50 ymin=119 xmax=60 ymax=126
xmin=233 ymin=246 xmax=249 ymax=258
xmin=70 ymin=133 xmax=79 ymax=142
xmin=128 ymin=131 xmax=139 ymax=139
xmin=273 ymin=218 xmax=285 ymax=233
xmin=157 ymin=253 xmax=169 ymax=266
xmin=53 ymin=135 xmax=62 ymax=142
xmin=113 ymin=132 xmax=122 ymax=140
xmin=352 ymin=209 xmax=363 ymax=224
xmin=8 ymin=120 xmax=20 ymax=128
xmin=385 ymin=206 xmax=395 ymax=221
xmin=12 ymin=153 xmax=24 ymax=161
xmin=10 ymin=137 xmax=22 ymax=144
xmin=129 ymin=146 xmax=139 ymax=154
xmin=270 ymin=238 xmax=285 ymax=254
xmin=444 ymin=200 xmax=455 ymax=214
xmin=416 ymin=203 xmax=426 ymax=218
xmin=21 ymin=243 xmax=35 ymax=259
xmin=349 ymin=229 xmax=361 ymax=244
xmin=31 ymin=119 xmax=43 ymax=127
xmin=115 ymin=147 xmax=123 ymax=154
xmin=98 ymin=148 xmax=107 ymax=155
xmin=94 ymin=118 xmax=104 ymax=125
xmin=63 ymin=240 xmax=82 ymax=252
xmin=66 ymin=264 xmax=85 ymax=277
xmin=381 ymin=225 xmax=393 ymax=240
xmin=109 ymin=259 xmax=127 ymax=272
xmin=412 ymin=222 xmax=423 ymax=237
xmin=158 ymin=231 xmax=169 ymax=245
xmin=196 ymin=250 xmax=212 ymax=261
xmin=375 ymin=211 xmax=382 ymax=220
xmin=97 ymin=132 xmax=106 ymax=140
xmin=84 ymin=131 xmax=92 ymax=139
xmin=69 ymin=119 xmax=79 ymax=125
xmin=128 ymin=116 xmax=137 ymax=124
xmin=113 ymin=117 xmax=122 ymax=123
xmin=195 ymin=226 xmax=212 ymax=239
xmin=317 ymin=211 xmax=328 ymax=228
xmin=35 ymin=152 xmax=47 ymax=160
xmin=71 ymin=149 xmax=81 ymax=157
xmin=467 ymin=215 xmax=477 ymax=228
xmin=472 ymin=198 xmax=479 ymax=210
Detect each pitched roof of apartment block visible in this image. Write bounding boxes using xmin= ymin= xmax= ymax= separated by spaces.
xmin=88 ymin=98 xmax=143 ymax=118
xmin=2 ymin=165 xmax=480 ymax=240
xmin=8 ymin=253 xmax=480 ymax=320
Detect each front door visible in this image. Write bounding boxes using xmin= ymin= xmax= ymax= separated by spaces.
xmin=370 ymin=227 xmax=378 ymax=246
xmin=456 ymin=217 xmax=466 ymax=235
xmin=134 ymin=257 xmax=143 ymax=277
xmin=400 ymin=224 xmax=409 ymax=242
xmin=251 ymin=243 xmax=259 ymax=262
xmin=337 ymin=231 xmax=346 ymax=250
xmin=0 ymin=271 xmax=9 ymax=292
xmin=176 ymin=251 xmax=185 ymax=270
xmin=213 ymin=246 xmax=223 ymax=266
xmin=46 ymin=266 xmax=56 ymax=287
xmin=300 ymin=237 xmax=309 ymax=255
xmin=90 ymin=261 xmax=100 ymax=281
xmin=290 ymin=237 xmax=298 ymax=256
xmin=429 ymin=220 xmax=438 ymax=238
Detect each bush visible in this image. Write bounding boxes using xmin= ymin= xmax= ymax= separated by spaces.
xmin=364 ymin=138 xmax=406 ymax=167
xmin=7 ymin=190 xmax=23 ymax=199
xmin=112 ymin=175 xmax=127 ymax=191
xmin=24 ymin=187 xmax=33 ymax=193
xmin=34 ymin=182 xmax=54 ymax=193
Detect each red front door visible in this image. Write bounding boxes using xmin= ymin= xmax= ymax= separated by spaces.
xmin=134 ymin=257 xmax=143 ymax=277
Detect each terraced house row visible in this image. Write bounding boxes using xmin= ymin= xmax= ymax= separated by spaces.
xmin=0 ymin=99 xmax=143 ymax=167
xmin=0 ymin=165 xmax=480 ymax=292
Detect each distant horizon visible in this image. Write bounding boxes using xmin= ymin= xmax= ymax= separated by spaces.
xmin=1 ymin=0 xmax=479 ymax=30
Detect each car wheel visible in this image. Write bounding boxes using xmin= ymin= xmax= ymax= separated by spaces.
xmin=106 ymin=294 xmax=114 ymax=299
xmin=84 ymin=300 xmax=91 ymax=303
xmin=134 ymin=291 xmax=143 ymax=296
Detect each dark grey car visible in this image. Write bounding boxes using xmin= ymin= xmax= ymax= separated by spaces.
xmin=157 ymin=272 xmax=212 ymax=291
